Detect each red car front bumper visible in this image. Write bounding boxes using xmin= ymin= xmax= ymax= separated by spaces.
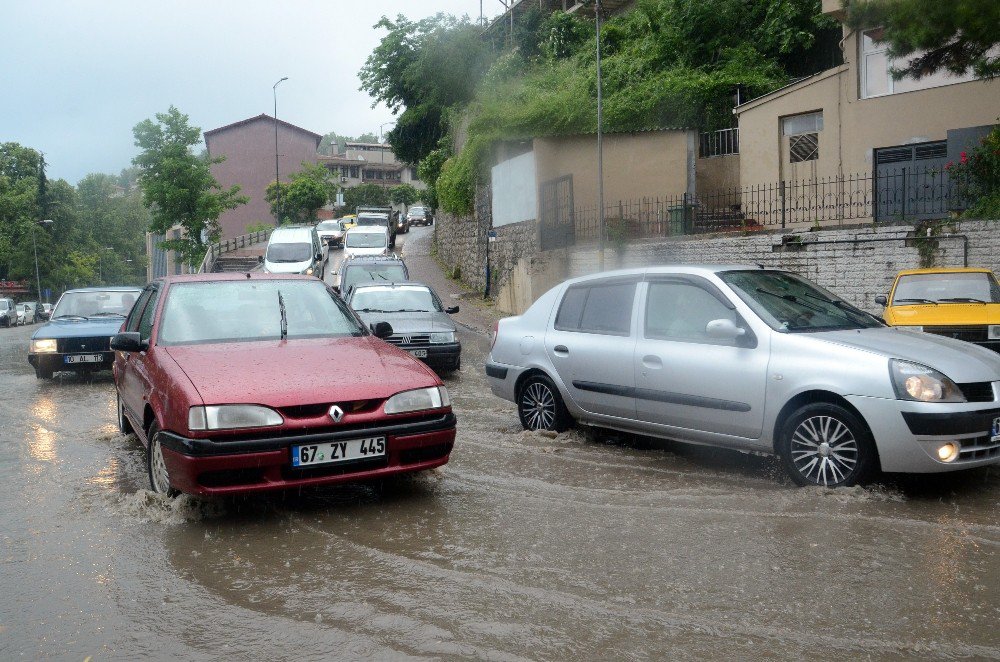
xmin=157 ymin=413 xmax=456 ymax=496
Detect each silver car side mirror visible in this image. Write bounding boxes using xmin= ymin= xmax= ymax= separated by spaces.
xmin=705 ymin=318 xmax=746 ymax=340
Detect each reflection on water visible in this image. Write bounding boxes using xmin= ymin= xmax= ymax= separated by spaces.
xmin=27 ymin=425 xmax=56 ymax=463
xmin=89 ymin=457 xmax=120 ymax=489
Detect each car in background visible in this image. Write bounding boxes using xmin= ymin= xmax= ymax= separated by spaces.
xmin=111 ymin=272 xmax=456 ymax=496
xmin=37 ymin=303 xmax=53 ymax=321
xmin=263 ymin=224 xmax=325 ymax=278
xmin=877 ymin=267 xmax=1000 ymax=352
xmin=356 ymin=206 xmax=397 ymax=248
xmin=487 ymin=266 xmax=1000 ymax=487
xmin=396 ymin=214 xmax=410 ymax=235
xmin=0 ymin=298 xmax=14 ymax=327
xmin=334 ymin=255 xmax=409 ymax=296
xmin=347 ymin=282 xmax=461 ymax=372
xmin=339 ymin=215 xmax=358 ymax=231
xmin=343 ymin=226 xmax=390 ymax=260
xmin=29 ymin=286 xmax=142 ymax=379
xmin=316 ymin=219 xmax=347 ymax=248
xmin=15 ymin=303 xmax=33 ymax=325
xmin=23 ymin=301 xmax=40 ymax=324
xmin=407 ymin=206 xmax=432 ymax=227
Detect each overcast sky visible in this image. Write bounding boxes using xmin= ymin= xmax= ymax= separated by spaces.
xmin=1 ymin=0 xmax=492 ymax=184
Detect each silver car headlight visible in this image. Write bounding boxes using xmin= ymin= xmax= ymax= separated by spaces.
xmin=31 ymin=338 xmax=57 ymax=353
xmin=989 ymin=325 xmax=1000 ymax=340
xmin=889 ymin=360 xmax=965 ymax=403
xmin=429 ymin=331 xmax=455 ymax=344
xmin=384 ymin=387 xmax=450 ymax=414
xmin=188 ymin=405 xmax=284 ymax=430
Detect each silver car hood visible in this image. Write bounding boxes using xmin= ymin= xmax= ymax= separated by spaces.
xmin=815 ymin=327 xmax=1000 ymax=382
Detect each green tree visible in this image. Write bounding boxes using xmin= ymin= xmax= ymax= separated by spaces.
xmin=360 ymin=13 xmax=494 ymax=165
xmin=343 ymin=183 xmax=390 ymax=210
xmin=389 ymin=183 xmax=419 ymax=211
xmin=266 ymin=163 xmax=337 ymax=224
xmin=132 ymin=106 xmax=247 ymax=266
xmin=76 ymin=173 xmax=149 ymax=285
xmin=848 ymin=0 xmax=1000 ymax=80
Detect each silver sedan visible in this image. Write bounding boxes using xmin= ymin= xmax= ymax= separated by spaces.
xmin=486 ymin=266 xmax=1000 ymax=487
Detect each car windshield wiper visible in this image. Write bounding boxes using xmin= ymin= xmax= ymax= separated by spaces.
xmin=89 ymin=312 xmax=126 ymax=317
xmin=277 ymin=290 xmax=287 ymax=340
xmin=755 ymin=287 xmax=826 ymax=314
xmin=395 ymin=309 xmax=431 ymax=313
xmin=937 ymin=297 xmax=988 ymax=304
xmin=356 ymin=308 xmax=387 ymax=313
xmin=53 ymin=314 xmax=88 ymax=320
xmin=893 ymin=297 xmax=938 ymax=305
xmin=801 ymin=292 xmax=880 ymax=325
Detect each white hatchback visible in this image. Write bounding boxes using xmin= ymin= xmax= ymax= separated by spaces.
xmin=344 ymin=226 xmax=390 ymax=260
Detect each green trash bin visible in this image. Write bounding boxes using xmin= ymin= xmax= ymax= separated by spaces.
xmin=668 ymin=205 xmax=687 ymax=236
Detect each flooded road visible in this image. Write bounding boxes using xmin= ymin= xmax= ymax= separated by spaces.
xmin=2 ymin=227 xmax=999 ymax=659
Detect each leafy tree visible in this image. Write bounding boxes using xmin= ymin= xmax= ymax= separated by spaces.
xmin=132 ymin=106 xmax=247 ymax=266
xmin=416 ymin=147 xmax=449 ymax=212
xmin=848 ymin=0 xmax=1000 ymax=80
xmin=343 ymin=183 xmax=390 ymax=210
xmin=266 ymin=163 xmax=337 ymax=224
xmin=360 ymin=13 xmax=494 ymax=165
xmin=389 ymin=183 xmax=419 ymax=211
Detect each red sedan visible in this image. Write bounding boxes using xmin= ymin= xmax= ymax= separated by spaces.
xmin=112 ymin=273 xmax=456 ymax=496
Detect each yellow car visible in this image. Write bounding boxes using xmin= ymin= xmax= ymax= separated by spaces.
xmin=338 ymin=215 xmax=358 ymax=231
xmin=878 ymin=267 xmax=1000 ymax=350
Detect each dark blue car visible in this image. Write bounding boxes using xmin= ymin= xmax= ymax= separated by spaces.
xmin=29 ymin=287 xmax=142 ymax=379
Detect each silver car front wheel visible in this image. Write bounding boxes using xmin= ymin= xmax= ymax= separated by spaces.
xmin=779 ymin=403 xmax=876 ymax=487
xmin=517 ymin=374 xmax=571 ymax=432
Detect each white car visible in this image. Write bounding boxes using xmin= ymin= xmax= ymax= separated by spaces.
xmin=343 ymin=226 xmax=390 ymax=260
xmin=15 ymin=303 xmax=33 ymax=325
xmin=262 ymin=225 xmax=326 ymax=278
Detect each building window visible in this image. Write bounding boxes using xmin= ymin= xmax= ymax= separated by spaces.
xmin=782 ymin=111 xmax=823 ymax=136
xmin=789 ymin=133 xmax=819 ymax=163
xmin=349 ymin=166 xmax=360 ymax=178
xmin=860 ymin=28 xmax=982 ymax=99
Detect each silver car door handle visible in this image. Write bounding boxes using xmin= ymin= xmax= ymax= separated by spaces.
xmin=642 ymin=355 xmax=663 ymax=369
xmin=553 ymin=345 xmax=569 ymax=355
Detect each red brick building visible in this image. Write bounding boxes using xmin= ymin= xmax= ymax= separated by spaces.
xmin=204 ymin=114 xmax=322 ymax=240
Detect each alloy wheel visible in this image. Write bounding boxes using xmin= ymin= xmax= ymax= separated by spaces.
xmin=789 ymin=415 xmax=860 ymax=486
xmin=521 ymin=381 xmax=557 ymax=431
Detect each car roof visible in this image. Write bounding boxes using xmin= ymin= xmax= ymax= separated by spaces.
xmin=895 ymin=267 xmax=993 ymax=276
xmin=346 ymin=225 xmax=389 ymax=233
xmin=269 ymin=225 xmax=314 ymax=240
xmin=559 ymin=264 xmax=763 ymax=287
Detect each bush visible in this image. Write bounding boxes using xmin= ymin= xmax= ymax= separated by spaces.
xmin=947 ymin=125 xmax=1000 ymax=218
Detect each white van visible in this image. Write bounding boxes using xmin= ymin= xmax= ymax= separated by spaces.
xmin=344 ymin=226 xmax=390 ymax=260
xmin=263 ymin=225 xmax=325 ymax=278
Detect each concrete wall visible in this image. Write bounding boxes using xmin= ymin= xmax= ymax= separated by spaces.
xmin=491 ymin=151 xmax=538 ymax=227
xmin=207 ymin=118 xmax=320 ymax=240
xmin=533 ymin=130 xmax=695 ymax=213
xmin=696 ymin=153 xmax=741 ymax=193
xmin=735 ymin=39 xmax=1000 ymax=188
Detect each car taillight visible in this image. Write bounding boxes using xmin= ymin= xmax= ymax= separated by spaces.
xmin=490 ymin=321 xmax=499 ymax=351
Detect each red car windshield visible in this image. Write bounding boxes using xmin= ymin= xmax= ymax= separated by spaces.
xmin=157 ymin=280 xmax=364 ymax=346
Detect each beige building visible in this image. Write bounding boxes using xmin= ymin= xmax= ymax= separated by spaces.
xmin=732 ymin=0 xmax=998 ymax=222
xmin=318 ymin=142 xmax=425 ymax=193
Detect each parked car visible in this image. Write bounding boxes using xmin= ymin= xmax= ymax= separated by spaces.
xmin=29 ymin=287 xmax=142 ymax=379
xmin=316 ymin=219 xmax=347 ymax=248
xmin=347 ymin=282 xmax=461 ymax=371
xmin=486 ymin=266 xmax=1000 ymax=487
xmin=343 ymin=226 xmax=390 ymax=260
xmin=334 ymin=255 xmax=409 ymax=296
xmin=396 ymin=213 xmax=410 ymax=235
xmin=877 ymin=267 xmax=1000 ymax=352
xmin=356 ymin=206 xmax=397 ymax=248
xmin=111 ymin=273 xmax=456 ymax=496
xmin=262 ymin=225 xmax=325 ymax=278
xmin=0 ymin=298 xmax=14 ymax=327
xmin=37 ymin=303 xmax=53 ymax=321
xmin=408 ymin=206 xmax=432 ymax=227
xmin=15 ymin=303 xmax=33 ymax=325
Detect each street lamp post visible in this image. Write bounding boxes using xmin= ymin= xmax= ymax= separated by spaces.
xmin=32 ymin=219 xmax=54 ymax=302
xmin=273 ymin=76 xmax=288 ymax=225
xmin=595 ymin=0 xmax=605 ymax=271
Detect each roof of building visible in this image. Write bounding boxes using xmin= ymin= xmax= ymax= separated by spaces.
xmin=203 ymin=114 xmax=323 ymax=144
xmin=733 ymin=65 xmax=847 ymax=114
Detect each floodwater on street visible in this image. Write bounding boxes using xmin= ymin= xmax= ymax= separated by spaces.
xmin=2 ymin=226 xmax=999 ymax=660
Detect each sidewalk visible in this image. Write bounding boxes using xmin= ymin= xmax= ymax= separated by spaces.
xmin=400 ymin=228 xmax=504 ymax=335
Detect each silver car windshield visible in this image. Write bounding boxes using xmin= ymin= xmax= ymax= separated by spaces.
xmin=158 ymin=280 xmax=364 ymax=346
xmin=52 ymin=290 xmax=140 ymax=319
xmin=720 ymin=270 xmax=881 ymax=332
xmin=352 ymin=287 xmax=440 ymax=313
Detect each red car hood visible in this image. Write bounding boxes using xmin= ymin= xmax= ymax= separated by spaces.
xmin=164 ymin=336 xmax=438 ymax=407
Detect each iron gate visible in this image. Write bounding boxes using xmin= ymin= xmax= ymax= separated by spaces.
xmin=539 ymin=175 xmax=575 ymax=250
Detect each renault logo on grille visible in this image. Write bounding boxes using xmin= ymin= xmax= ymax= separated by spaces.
xmin=329 ymin=405 xmax=344 ymax=423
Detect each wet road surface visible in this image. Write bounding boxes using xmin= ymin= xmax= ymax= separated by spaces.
xmin=2 ymin=226 xmax=999 ymax=659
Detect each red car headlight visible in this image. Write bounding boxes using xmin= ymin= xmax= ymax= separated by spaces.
xmin=383 ymin=387 xmax=450 ymax=415
xmin=188 ymin=405 xmax=284 ymax=430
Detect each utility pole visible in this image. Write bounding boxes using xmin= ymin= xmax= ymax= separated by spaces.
xmin=273 ymin=77 xmax=288 ymax=225
xmin=596 ymin=0 xmax=605 ymax=270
